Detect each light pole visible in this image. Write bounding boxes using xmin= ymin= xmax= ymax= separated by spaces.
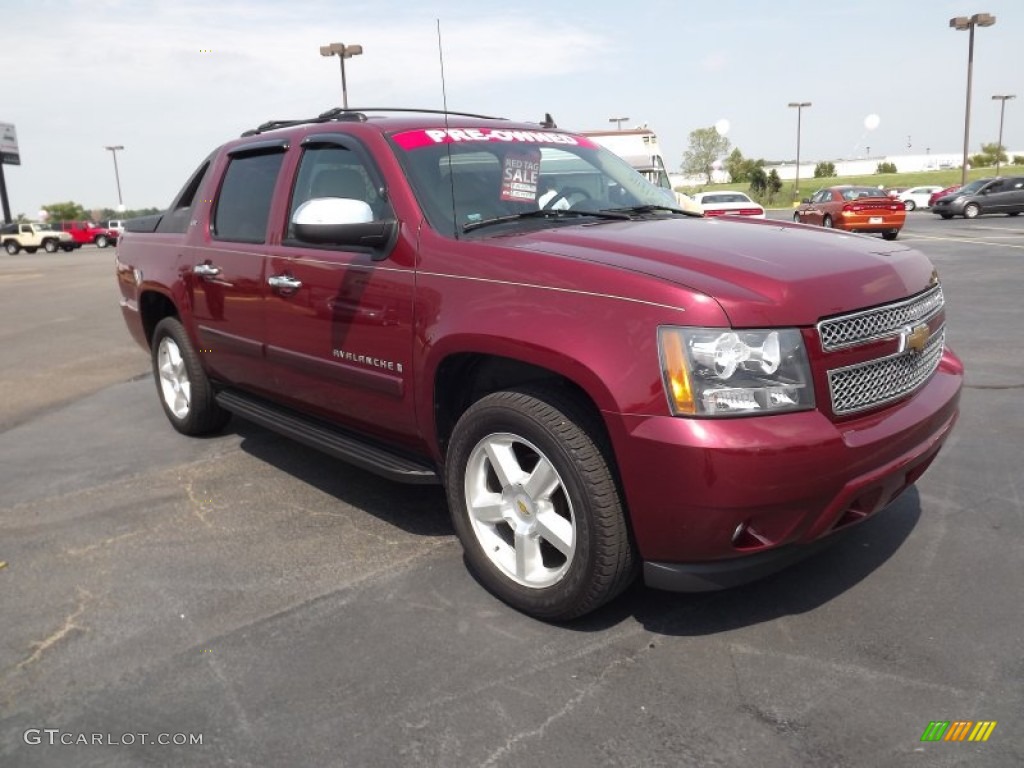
xmin=950 ymin=13 xmax=996 ymax=186
xmin=992 ymin=94 xmax=1015 ymax=175
xmin=319 ymin=42 xmax=364 ymax=109
xmin=788 ymin=101 xmax=811 ymax=201
xmin=104 ymin=145 xmax=124 ymax=211
xmin=608 ymin=116 xmax=630 ymax=131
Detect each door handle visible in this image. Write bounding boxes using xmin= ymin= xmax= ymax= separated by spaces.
xmin=193 ymin=263 xmax=221 ymax=277
xmin=268 ymin=274 xmax=303 ymax=293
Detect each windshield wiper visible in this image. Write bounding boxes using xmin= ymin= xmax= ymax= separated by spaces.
xmin=462 ymin=208 xmax=631 ymax=233
xmin=601 ymin=204 xmax=703 ymax=218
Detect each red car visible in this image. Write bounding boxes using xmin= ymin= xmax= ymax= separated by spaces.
xmin=929 ymin=185 xmax=962 ymax=207
xmin=794 ymin=185 xmax=906 ymax=240
xmin=115 ymin=109 xmax=962 ymax=620
xmin=58 ymin=220 xmax=119 ymax=248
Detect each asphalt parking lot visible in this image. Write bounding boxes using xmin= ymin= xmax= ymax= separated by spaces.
xmin=1 ymin=217 xmax=1022 ymax=767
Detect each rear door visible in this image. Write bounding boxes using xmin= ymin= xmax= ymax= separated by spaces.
xmin=189 ymin=141 xmax=288 ymax=392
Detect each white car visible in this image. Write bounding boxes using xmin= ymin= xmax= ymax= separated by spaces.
xmin=898 ymin=186 xmax=944 ymax=212
xmin=690 ymin=191 xmax=765 ymax=219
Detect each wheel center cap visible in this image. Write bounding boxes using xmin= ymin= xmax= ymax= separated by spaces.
xmin=503 ymin=486 xmax=536 ymax=529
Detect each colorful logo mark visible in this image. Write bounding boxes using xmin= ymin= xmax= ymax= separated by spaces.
xmin=920 ymin=721 xmax=997 ymax=742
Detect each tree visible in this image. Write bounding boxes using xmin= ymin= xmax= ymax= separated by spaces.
xmin=876 ymin=162 xmax=897 ymax=174
xmin=767 ymin=170 xmax=782 ymax=203
xmin=814 ymin=161 xmax=836 ymax=178
xmin=42 ymin=201 xmax=87 ymax=222
xmin=749 ymin=167 xmax=768 ymax=196
xmin=970 ymin=142 xmax=1006 ymax=168
xmin=682 ymin=127 xmax=730 ymax=185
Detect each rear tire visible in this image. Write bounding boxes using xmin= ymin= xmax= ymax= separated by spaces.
xmin=903 ymin=200 xmax=916 ymax=212
xmin=940 ymin=213 xmax=953 ymax=220
xmin=95 ymin=235 xmax=110 ymax=248
xmin=445 ymin=386 xmax=636 ymax=621
xmin=5 ymin=241 xmax=19 ymax=255
xmin=882 ymin=231 xmax=899 ymax=241
xmin=823 ymin=215 xmax=834 ymax=228
xmin=963 ymin=203 xmax=980 ymax=219
xmin=1009 ymin=211 xmax=1020 ymax=217
xmin=151 ymin=317 xmax=231 ymax=436
xmin=792 ymin=213 xmax=801 ymax=223
xmin=43 ymin=239 xmax=59 ymax=253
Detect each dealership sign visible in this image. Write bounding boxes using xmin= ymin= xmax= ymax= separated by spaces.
xmin=1 ymin=123 xmax=20 ymax=165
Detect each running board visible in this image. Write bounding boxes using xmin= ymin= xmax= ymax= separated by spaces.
xmin=216 ymin=389 xmax=440 ymax=485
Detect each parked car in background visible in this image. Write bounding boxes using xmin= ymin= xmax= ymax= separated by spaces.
xmin=884 ymin=187 xmax=908 ymax=199
xmin=104 ymin=219 xmax=126 ymax=233
xmin=689 ymin=191 xmax=765 ymax=219
xmin=931 ymin=177 xmax=1024 ymax=219
xmin=928 ymin=185 xmax=961 ymax=207
xmin=1 ymin=222 xmax=78 ymax=254
xmin=58 ymin=220 xmax=120 ymax=248
xmin=898 ymin=185 xmax=944 ymax=211
xmin=794 ymin=186 xmax=906 ymax=239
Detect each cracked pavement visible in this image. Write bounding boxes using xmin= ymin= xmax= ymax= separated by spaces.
xmin=1 ymin=221 xmax=1022 ymax=766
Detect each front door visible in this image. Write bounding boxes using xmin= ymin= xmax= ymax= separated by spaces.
xmin=263 ymin=139 xmax=418 ymax=445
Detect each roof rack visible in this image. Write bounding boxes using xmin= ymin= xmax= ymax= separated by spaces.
xmin=241 ymin=107 xmax=508 ymax=137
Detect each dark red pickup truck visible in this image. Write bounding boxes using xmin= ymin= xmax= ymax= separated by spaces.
xmin=116 ymin=108 xmax=963 ymax=620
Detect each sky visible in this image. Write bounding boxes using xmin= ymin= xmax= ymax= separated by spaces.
xmin=2 ymin=0 xmax=1022 ymax=216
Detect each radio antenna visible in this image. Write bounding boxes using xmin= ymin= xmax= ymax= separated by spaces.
xmin=437 ymin=19 xmax=459 ymax=238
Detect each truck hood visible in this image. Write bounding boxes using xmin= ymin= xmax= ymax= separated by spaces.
xmin=502 ymin=217 xmax=935 ymax=326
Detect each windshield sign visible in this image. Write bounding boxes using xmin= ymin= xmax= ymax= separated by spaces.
xmin=390 ymin=128 xmax=679 ymax=236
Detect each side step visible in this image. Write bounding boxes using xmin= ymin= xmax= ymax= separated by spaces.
xmin=216 ymin=389 xmax=440 ymax=485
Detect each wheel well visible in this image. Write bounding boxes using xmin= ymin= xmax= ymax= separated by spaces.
xmin=433 ymin=354 xmax=605 ymax=458
xmin=139 ymin=291 xmax=179 ymax=347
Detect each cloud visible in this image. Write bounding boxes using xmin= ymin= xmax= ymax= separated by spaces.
xmin=699 ymin=51 xmax=729 ymax=73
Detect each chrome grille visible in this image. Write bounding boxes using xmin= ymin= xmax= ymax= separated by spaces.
xmin=828 ymin=327 xmax=945 ymax=415
xmin=818 ymin=284 xmax=944 ymax=351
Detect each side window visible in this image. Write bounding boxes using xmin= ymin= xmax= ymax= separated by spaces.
xmin=213 ymin=150 xmax=286 ymax=243
xmin=286 ymin=144 xmax=390 ymax=241
xmin=157 ymin=157 xmax=213 ymax=235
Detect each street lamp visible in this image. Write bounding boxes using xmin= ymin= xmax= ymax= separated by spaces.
xmin=950 ymin=13 xmax=996 ymax=186
xmin=788 ymin=101 xmax=811 ymax=201
xmin=992 ymin=94 xmax=1015 ymax=175
xmin=104 ymin=145 xmax=125 ymax=211
xmin=608 ymin=116 xmax=630 ymax=131
xmin=319 ymin=42 xmax=364 ymax=109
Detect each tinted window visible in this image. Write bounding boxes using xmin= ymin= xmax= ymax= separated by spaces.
xmin=157 ymin=157 xmax=213 ymax=235
xmin=287 ymin=144 xmax=390 ymax=241
xmin=213 ymin=151 xmax=285 ymax=243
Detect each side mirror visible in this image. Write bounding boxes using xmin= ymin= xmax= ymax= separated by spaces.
xmin=292 ymin=198 xmax=397 ymax=257
xmin=801 ymin=198 xmax=811 ymax=204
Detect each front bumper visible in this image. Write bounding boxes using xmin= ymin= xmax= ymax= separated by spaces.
xmin=932 ymin=200 xmax=965 ymax=216
xmin=605 ymin=348 xmax=963 ymax=591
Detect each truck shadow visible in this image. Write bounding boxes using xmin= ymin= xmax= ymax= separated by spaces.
xmin=577 ymin=488 xmax=923 ymax=636
xmin=230 ymin=418 xmax=920 ymax=634
xmin=231 ymin=419 xmax=452 ymax=538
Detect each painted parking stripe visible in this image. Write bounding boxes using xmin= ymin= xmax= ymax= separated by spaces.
xmin=901 ymin=233 xmax=1024 ymax=249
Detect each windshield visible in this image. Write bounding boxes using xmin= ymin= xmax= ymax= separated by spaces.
xmin=959 ymin=179 xmax=989 ymax=194
xmin=389 ymin=127 xmax=679 ymax=236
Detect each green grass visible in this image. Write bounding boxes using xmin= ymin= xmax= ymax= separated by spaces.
xmin=677 ymin=165 xmax=1019 ymax=207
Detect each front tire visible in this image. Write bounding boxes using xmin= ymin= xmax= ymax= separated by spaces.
xmin=940 ymin=213 xmax=953 ymax=220
xmin=445 ymin=386 xmax=636 ymax=621
xmin=963 ymin=203 xmax=980 ymax=219
xmin=43 ymin=239 xmax=59 ymax=253
xmin=823 ymin=215 xmax=834 ymax=228
xmin=903 ymin=200 xmax=916 ymax=212
xmin=5 ymin=241 xmax=19 ymax=255
xmin=151 ymin=317 xmax=230 ymax=436
xmin=95 ymin=235 xmax=110 ymax=248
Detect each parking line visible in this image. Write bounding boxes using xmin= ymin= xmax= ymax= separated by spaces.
xmin=902 ymin=233 xmax=1024 ymax=250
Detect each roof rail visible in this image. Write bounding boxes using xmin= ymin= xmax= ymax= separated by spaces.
xmin=241 ymin=107 xmax=508 ymax=137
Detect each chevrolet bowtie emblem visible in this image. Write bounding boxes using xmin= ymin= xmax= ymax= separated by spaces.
xmin=517 ymin=500 xmax=530 ymax=516
xmin=901 ymin=323 xmax=931 ymax=353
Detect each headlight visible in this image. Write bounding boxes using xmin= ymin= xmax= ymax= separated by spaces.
xmin=658 ymin=327 xmax=815 ymax=416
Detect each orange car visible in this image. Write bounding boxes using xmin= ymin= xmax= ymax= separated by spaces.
xmin=794 ymin=185 xmax=906 ymax=240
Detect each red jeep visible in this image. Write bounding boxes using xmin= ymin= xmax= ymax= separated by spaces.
xmin=115 ymin=108 xmax=963 ymax=620
xmin=59 ymin=220 xmax=119 ymax=248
